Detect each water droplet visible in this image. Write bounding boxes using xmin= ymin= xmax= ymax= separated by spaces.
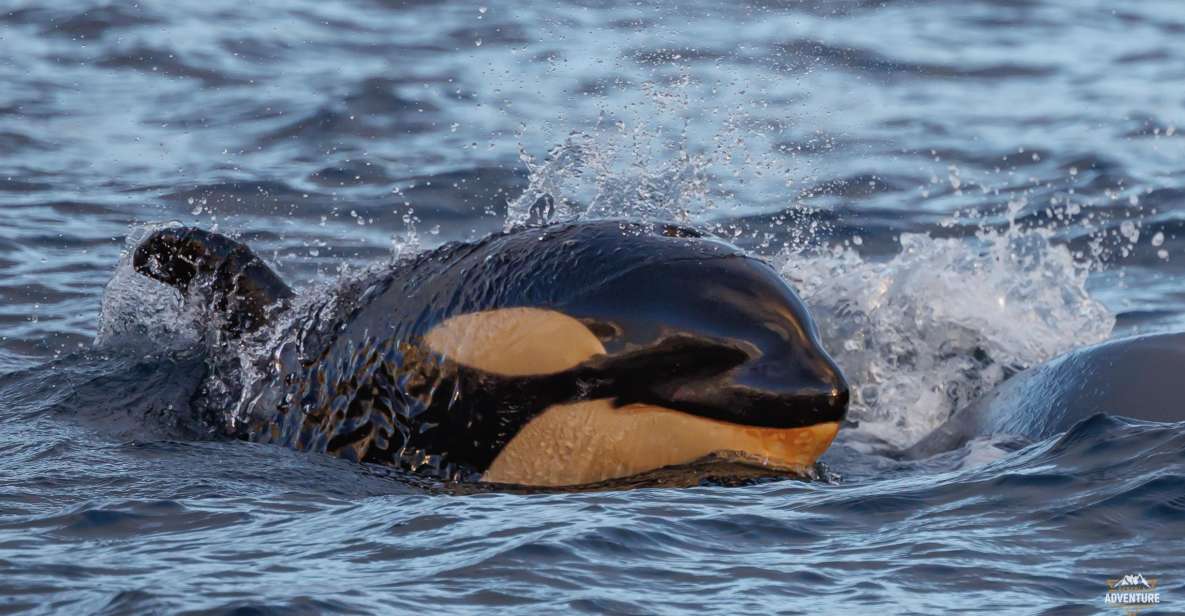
xmin=1120 ymin=220 xmax=1139 ymax=243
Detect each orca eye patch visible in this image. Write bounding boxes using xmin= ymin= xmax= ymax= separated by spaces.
xmin=422 ymin=307 xmax=607 ymax=377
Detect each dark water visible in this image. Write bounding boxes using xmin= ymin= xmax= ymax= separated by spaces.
xmin=2 ymin=0 xmax=1185 ymax=613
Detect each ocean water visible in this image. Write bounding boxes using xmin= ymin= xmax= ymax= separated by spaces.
xmin=2 ymin=0 xmax=1184 ymax=613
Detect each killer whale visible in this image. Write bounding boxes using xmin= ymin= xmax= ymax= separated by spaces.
xmin=910 ymin=332 xmax=1185 ymax=457
xmin=133 ymin=221 xmax=850 ymax=487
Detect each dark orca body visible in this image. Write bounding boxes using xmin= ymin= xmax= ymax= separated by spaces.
xmin=134 ymin=222 xmax=849 ymax=486
xmin=910 ymin=332 xmax=1185 ymax=457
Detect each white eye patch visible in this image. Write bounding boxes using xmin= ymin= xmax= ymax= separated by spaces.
xmin=422 ymin=307 xmax=607 ymax=377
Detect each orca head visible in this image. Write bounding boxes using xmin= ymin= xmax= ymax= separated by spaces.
xmin=584 ymin=254 xmax=849 ymax=429
xmin=422 ymin=225 xmax=849 ymax=487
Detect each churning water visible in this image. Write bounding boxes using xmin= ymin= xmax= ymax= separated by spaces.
xmin=1 ymin=0 xmax=1184 ymax=613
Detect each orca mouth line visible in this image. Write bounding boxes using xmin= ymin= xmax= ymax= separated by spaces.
xmin=573 ymin=334 xmax=851 ymax=430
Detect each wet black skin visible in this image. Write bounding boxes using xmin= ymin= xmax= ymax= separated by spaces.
xmin=134 ymin=221 xmax=849 ymax=481
xmin=133 ymin=227 xmax=294 ymax=336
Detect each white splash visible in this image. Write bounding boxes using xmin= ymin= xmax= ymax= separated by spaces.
xmin=777 ymin=218 xmax=1115 ymax=449
xmin=506 ymin=125 xmax=1121 ymax=451
xmin=94 ymin=223 xmax=202 ymax=353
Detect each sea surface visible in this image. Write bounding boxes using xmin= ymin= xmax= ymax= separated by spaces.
xmin=2 ymin=0 xmax=1185 ymax=613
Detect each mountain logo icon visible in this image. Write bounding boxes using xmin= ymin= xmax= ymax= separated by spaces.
xmin=1104 ymin=573 xmax=1161 ymax=616
xmin=1116 ymin=574 xmax=1152 ymax=589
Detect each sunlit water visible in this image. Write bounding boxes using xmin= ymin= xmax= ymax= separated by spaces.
xmin=2 ymin=0 xmax=1184 ymax=613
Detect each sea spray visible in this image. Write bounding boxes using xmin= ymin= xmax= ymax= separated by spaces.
xmin=94 ymin=223 xmax=203 ymax=353
xmin=778 ymin=218 xmax=1115 ymax=448
xmin=505 ymin=130 xmax=718 ymax=228
xmin=502 ymin=130 xmax=1125 ymax=449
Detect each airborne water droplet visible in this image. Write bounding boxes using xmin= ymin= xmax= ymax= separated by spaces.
xmin=1120 ymin=220 xmax=1139 ymax=244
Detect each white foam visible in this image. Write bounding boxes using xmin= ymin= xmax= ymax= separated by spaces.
xmin=776 ymin=222 xmax=1115 ymax=448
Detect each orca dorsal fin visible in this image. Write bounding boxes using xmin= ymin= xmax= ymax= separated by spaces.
xmin=133 ymin=226 xmax=294 ymax=337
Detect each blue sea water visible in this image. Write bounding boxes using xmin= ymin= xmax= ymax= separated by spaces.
xmin=1 ymin=0 xmax=1184 ymax=613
